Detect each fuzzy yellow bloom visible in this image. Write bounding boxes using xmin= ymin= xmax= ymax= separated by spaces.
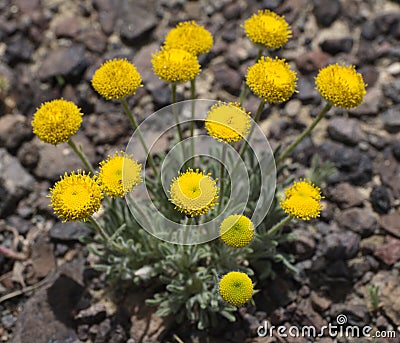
xmin=91 ymin=58 xmax=142 ymax=100
xmin=220 ymin=215 xmax=254 ymax=248
xmin=244 ymin=10 xmax=292 ymax=49
xmin=169 ymin=168 xmax=218 ymax=217
xmin=97 ymin=151 xmax=142 ymax=198
xmin=49 ymin=171 xmax=102 ymax=222
xmin=205 ymin=102 xmax=251 ymax=143
xmin=280 ymin=180 xmax=322 ymax=220
xmin=246 ymin=57 xmax=297 ymax=103
xmin=315 ymin=64 xmax=367 ymax=109
xmin=32 ymin=99 xmax=83 ymax=145
xmin=164 ymin=21 xmax=213 ymax=55
xmin=151 ymin=48 xmax=200 ymax=83
xmin=219 ymin=271 xmax=253 ymax=306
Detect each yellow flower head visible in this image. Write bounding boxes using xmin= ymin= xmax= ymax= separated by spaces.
xmin=219 ymin=271 xmax=253 ymax=306
xmin=32 ymin=99 xmax=83 ymax=145
xmin=151 ymin=48 xmax=200 ymax=83
xmin=91 ymin=58 xmax=142 ymax=100
xmin=97 ymin=151 xmax=142 ymax=198
xmin=244 ymin=10 xmax=292 ymax=49
xmin=315 ymin=64 xmax=367 ymax=109
xmin=220 ymin=215 xmax=254 ymax=248
xmin=246 ymin=57 xmax=297 ymax=103
xmin=169 ymin=168 xmax=219 ymax=217
xmin=205 ymin=102 xmax=251 ymax=143
xmin=49 ymin=171 xmax=103 ymax=222
xmin=280 ymin=180 xmax=322 ymax=220
xmin=164 ymin=21 xmax=213 ymax=55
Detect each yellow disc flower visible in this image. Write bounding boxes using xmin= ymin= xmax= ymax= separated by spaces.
xmin=244 ymin=10 xmax=292 ymax=49
xmin=91 ymin=58 xmax=142 ymax=100
xmin=49 ymin=171 xmax=103 ymax=222
xmin=32 ymin=99 xmax=83 ymax=145
xmin=205 ymin=102 xmax=251 ymax=143
xmin=220 ymin=215 xmax=254 ymax=248
xmin=169 ymin=168 xmax=219 ymax=217
xmin=219 ymin=271 xmax=253 ymax=306
xmin=97 ymin=151 xmax=142 ymax=198
xmin=151 ymin=48 xmax=200 ymax=83
xmin=315 ymin=64 xmax=367 ymax=109
xmin=280 ymin=180 xmax=322 ymax=220
xmin=246 ymin=57 xmax=297 ymax=103
xmin=164 ymin=21 xmax=213 ymax=55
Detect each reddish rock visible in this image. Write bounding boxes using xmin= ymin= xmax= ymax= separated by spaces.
xmin=295 ymin=50 xmax=330 ymax=75
xmin=328 ymin=183 xmax=365 ymax=209
xmin=380 ymin=213 xmax=400 ymax=238
xmin=374 ymin=236 xmax=400 ymax=265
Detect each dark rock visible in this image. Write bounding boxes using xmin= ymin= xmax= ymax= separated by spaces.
xmin=295 ymin=50 xmax=330 ymax=75
xmin=28 ymin=232 xmax=56 ymax=283
xmin=310 ymin=291 xmax=331 ymax=312
xmin=109 ymin=325 xmax=127 ymax=343
xmin=223 ymin=2 xmax=242 ymax=20
xmin=242 ymin=313 xmax=260 ymax=336
xmin=11 ymin=258 xmax=85 ymax=343
xmin=291 ymin=137 xmax=315 ymax=165
xmin=77 ymin=324 xmax=90 ymax=341
xmin=95 ymin=318 xmax=111 ymax=343
xmin=34 ymin=134 xmax=96 ymax=181
xmin=50 ymin=222 xmax=91 ymax=242
xmin=119 ymin=2 xmax=157 ymax=46
xmin=327 ymin=117 xmax=364 ymax=146
xmin=294 ymin=298 xmax=327 ymax=330
xmin=361 ymin=21 xmax=378 ymax=41
xmin=213 ymin=64 xmax=241 ymax=96
xmin=262 ymin=0 xmax=283 ymax=10
xmin=6 ymin=215 xmax=30 ymax=234
xmin=336 ymin=208 xmax=377 ymax=237
xmin=356 ymin=40 xmax=380 ymax=64
xmin=379 ymin=157 xmax=400 ymax=198
xmin=374 ymin=236 xmax=400 ymax=265
xmin=1 ymin=314 xmax=15 ymax=329
xmin=92 ymin=0 xmax=123 ymax=35
xmin=330 ymin=303 xmax=370 ymax=326
xmin=349 ymin=257 xmax=371 ymax=279
xmin=150 ymin=85 xmax=171 ymax=110
xmin=270 ymin=307 xmax=289 ymax=325
xmin=358 ymin=65 xmax=379 ymax=88
xmin=17 ymin=140 xmax=40 ymax=170
xmin=326 ymin=260 xmax=351 ymax=278
xmin=75 ymin=303 xmax=107 ymax=325
xmin=0 ymin=148 xmax=34 ymax=217
xmin=5 ymin=34 xmax=34 ymax=64
xmin=393 ymin=141 xmax=400 ymax=161
xmin=383 ymin=79 xmax=400 ymax=104
xmin=380 ymin=214 xmax=400 ymax=238
xmin=85 ymin=113 xmax=129 ymax=145
xmin=0 ymin=114 xmax=33 ymax=152
xmin=54 ymin=16 xmax=82 ymax=38
xmin=350 ymin=87 xmax=382 ymax=117
xmin=382 ymin=106 xmax=400 ymax=133
xmin=313 ymin=0 xmax=341 ymax=27
xmin=77 ymin=29 xmax=107 ymax=53
xmin=375 ymin=13 xmax=400 ymax=36
xmin=291 ymin=228 xmax=316 ymax=260
xmin=296 ymin=76 xmax=320 ymax=104
xmin=328 ymin=182 xmax=364 ymax=209
xmin=221 ymin=21 xmax=237 ymax=42
xmin=38 ymin=44 xmax=88 ymax=83
xmin=370 ymin=185 xmax=391 ymax=214
xmin=320 ymin=38 xmax=353 ymax=55
xmin=321 ymin=229 xmax=360 ymax=260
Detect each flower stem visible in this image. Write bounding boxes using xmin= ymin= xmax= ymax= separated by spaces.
xmin=68 ymin=138 xmax=95 ymax=174
xmin=276 ymin=102 xmax=332 ymax=165
xmin=239 ymin=47 xmax=264 ymax=106
xmin=89 ymin=216 xmax=124 ymax=250
xmin=189 ymin=78 xmax=196 ymax=167
xmin=217 ymin=143 xmax=227 ymax=214
xmin=171 ymin=83 xmax=184 ymax=143
xmin=120 ymin=97 xmax=159 ymax=178
xmin=239 ymin=99 xmax=265 ymax=160
xmin=265 ymin=216 xmax=292 ymax=237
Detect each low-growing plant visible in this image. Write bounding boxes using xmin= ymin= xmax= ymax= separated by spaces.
xmin=31 ymin=9 xmax=367 ymax=330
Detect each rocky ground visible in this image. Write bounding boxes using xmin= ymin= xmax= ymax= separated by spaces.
xmin=0 ymin=0 xmax=400 ymax=342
